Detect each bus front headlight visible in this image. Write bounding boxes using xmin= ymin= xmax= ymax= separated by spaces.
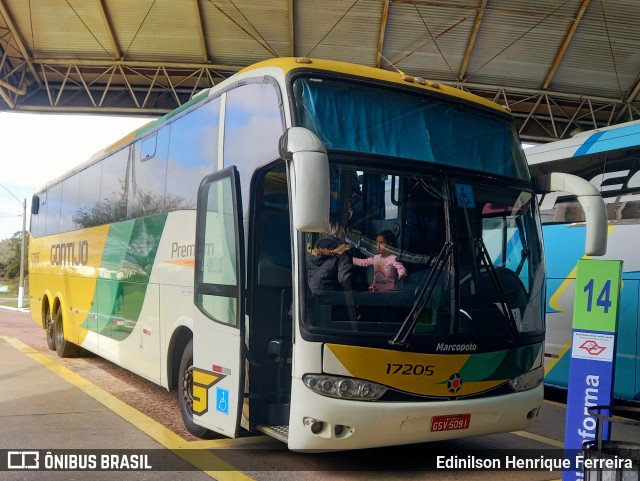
xmin=303 ymin=374 xmax=387 ymax=401
xmin=509 ymin=365 xmax=544 ymax=392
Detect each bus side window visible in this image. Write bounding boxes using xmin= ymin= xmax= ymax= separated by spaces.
xmin=75 ymin=162 xmax=103 ymax=228
xmin=99 ymin=146 xmax=130 ymax=224
xmin=166 ymin=96 xmax=221 ymax=210
xmin=59 ymin=174 xmax=80 ymax=232
xmin=141 ymin=133 xmax=157 ymax=160
xmin=128 ymin=128 xmax=169 ymax=219
xmin=223 ymin=81 xmax=284 ymax=202
xmin=44 ymin=182 xmax=62 ymax=236
xmin=31 ymin=190 xmax=47 ymax=237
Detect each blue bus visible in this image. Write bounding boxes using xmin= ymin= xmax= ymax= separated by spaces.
xmin=526 ymin=119 xmax=640 ymax=401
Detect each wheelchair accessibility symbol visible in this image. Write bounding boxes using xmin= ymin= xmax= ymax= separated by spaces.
xmin=455 ymin=183 xmax=476 ymax=209
xmin=216 ymin=387 xmax=229 ymax=415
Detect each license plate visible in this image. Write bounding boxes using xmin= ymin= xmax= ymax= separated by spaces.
xmin=430 ymin=414 xmax=471 ymax=432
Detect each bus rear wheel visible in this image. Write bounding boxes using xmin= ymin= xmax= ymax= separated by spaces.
xmin=45 ymin=310 xmax=56 ymax=351
xmin=53 ymin=308 xmax=79 ymax=358
xmin=178 ymin=339 xmax=217 ymax=439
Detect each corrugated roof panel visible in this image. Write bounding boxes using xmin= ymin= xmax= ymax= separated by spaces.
xmin=202 ymin=0 xmax=290 ymax=65
xmin=0 ymin=0 xmax=638 ymax=133
xmin=552 ymin=0 xmax=640 ymax=98
xmin=104 ymin=0 xmax=203 ymax=63
xmin=464 ymin=0 xmax=576 ymax=90
xmin=294 ymin=0 xmax=384 ymax=66
xmin=8 ymin=0 xmax=115 ymax=59
xmin=382 ymin=1 xmax=477 ymax=81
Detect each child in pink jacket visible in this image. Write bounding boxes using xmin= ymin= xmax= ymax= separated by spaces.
xmin=353 ymin=230 xmax=407 ymax=291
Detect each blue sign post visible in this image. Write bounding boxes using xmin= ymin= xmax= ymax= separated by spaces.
xmin=563 ymin=259 xmax=622 ymax=480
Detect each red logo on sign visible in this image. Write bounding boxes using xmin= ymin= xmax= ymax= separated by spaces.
xmin=579 ymin=340 xmax=606 ymax=356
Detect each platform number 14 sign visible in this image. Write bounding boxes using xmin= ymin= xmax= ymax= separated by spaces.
xmin=573 ymin=261 xmax=622 ymax=332
xmin=563 ymin=259 xmax=622 ymax=481
xmin=583 ymin=279 xmax=612 ymax=314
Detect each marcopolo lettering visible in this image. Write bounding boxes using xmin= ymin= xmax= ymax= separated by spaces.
xmin=50 ymin=241 xmax=89 ymax=267
xmin=436 ymin=343 xmax=477 ymax=352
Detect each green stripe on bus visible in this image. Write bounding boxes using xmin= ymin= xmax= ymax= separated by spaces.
xmin=82 ymin=214 xmax=167 ymax=340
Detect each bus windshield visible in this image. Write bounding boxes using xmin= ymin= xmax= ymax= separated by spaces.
xmin=292 ymin=76 xmax=530 ymax=180
xmin=302 ymin=163 xmax=544 ymax=343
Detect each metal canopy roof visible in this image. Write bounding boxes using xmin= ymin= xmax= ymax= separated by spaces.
xmin=1 ymin=0 xmax=639 ymax=142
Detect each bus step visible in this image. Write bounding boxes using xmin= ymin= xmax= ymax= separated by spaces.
xmin=257 ymin=424 xmax=289 ymax=443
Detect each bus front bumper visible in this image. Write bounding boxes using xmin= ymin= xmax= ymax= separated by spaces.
xmin=287 ymin=378 xmax=543 ymax=451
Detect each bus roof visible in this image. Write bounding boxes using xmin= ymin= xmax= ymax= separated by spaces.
xmin=37 ymin=57 xmax=510 ymax=193
xmin=238 ymin=57 xmax=508 ymax=113
xmin=525 ymin=119 xmax=640 ymax=165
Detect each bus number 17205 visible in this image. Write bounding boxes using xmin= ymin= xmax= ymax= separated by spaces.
xmin=386 ymin=363 xmax=436 ymax=376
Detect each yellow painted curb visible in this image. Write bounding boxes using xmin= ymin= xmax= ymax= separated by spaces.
xmin=512 ymin=430 xmax=564 ymax=448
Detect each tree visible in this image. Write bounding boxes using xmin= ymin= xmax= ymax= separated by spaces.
xmin=73 ymin=184 xmax=187 ymax=228
xmin=0 ymin=232 xmax=23 ymax=279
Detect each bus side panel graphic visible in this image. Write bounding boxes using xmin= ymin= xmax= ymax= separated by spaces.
xmin=29 ymin=225 xmax=111 ymax=345
xmin=83 ymin=214 xmax=167 ymax=341
xmin=324 ymin=343 xmax=543 ymax=397
xmin=542 ymin=224 xmax=640 ymax=400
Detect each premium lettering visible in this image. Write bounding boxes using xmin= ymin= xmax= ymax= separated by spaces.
xmin=171 ymin=242 xmax=214 ymax=258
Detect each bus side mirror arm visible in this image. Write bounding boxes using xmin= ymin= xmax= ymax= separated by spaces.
xmin=279 ymin=127 xmax=330 ymax=233
xmin=533 ymin=172 xmax=607 ymax=257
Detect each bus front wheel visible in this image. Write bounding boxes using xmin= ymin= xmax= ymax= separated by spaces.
xmin=53 ymin=308 xmax=79 ymax=358
xmin=178 ymin=339 xmax=217 ymax=439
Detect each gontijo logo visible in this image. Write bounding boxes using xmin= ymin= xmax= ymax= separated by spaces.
xmin=50 ymin=240 xmax=89 ymax=266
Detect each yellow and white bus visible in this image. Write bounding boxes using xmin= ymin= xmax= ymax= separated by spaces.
xmin=28 ymin=57 xmax=606 ymax=451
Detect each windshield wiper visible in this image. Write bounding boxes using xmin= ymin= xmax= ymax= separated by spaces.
xmin=473 ymin=238 xmax=520 ymax=343
xmin=389 ymin=241 xmax=453 ymax=347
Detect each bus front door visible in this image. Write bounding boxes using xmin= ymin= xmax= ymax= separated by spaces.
xmin=192 ymin=167 xmax=245 ymax=437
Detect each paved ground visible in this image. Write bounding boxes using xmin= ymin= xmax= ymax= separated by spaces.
xmin=0 ymin=310 xmax=231 ymax=480
xmin=0 ymin=306 xmax=195 ymax=440
xmin=1 ymin=306 xmax=638 ymax=481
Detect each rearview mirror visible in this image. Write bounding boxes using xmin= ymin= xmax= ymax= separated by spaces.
xmin=534 ymin=172 xmax=607 ymax=256
xmin=31 ymin=195 xmax=40 ymax=215
xmin=279 ymin=128 xmax=330 ymax=232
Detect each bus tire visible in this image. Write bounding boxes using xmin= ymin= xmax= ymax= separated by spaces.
xmin=53 ymin=308 xmax=79 ymax=358
xmin=45 ymin=309 xmax=56 ymax=351
xmin=178 ymin=339 xmax=217 ymax=439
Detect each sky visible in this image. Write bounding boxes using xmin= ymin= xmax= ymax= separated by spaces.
xmin=0 ymin=112 xmax=154 ymax=241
